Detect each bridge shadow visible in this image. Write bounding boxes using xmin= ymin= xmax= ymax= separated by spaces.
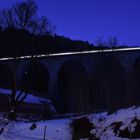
xmin=21 ymin=61 xmax=49 ymax=97
xmin=0 ymin=64 xmax=13 ymax=89
xmin=58 ymin=59 xmax=90 ymax=113
xmin=91 ymin=57 xmax=127 ymax=113
xmin=133 ymin=57 xmax=140 ymax=106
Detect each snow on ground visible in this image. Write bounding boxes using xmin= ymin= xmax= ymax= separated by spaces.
xmin=0 ymin=119 xmax=72 ymax=140
xmin=1 ymin=106 xmax=140 ymax=139
xmin=0 ymin=88 xmax=51 ymax=104
xmin=89 ymin=106 xmax=140 ymax=140
xmin=0 ymin=88 xmax=56 ymax=113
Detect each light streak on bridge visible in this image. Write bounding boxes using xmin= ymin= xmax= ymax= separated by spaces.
xmin=0 ymin=47 xmax=140 ymax=61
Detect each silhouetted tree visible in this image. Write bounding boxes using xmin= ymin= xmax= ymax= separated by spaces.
xmin=95 ymin=37 xmax=107 ymax=49
xmin=8 ymin=57 xmax=27 ymax=121
xmin=31 ymin=16 xmax=56 ymax=35
xmin=8 ymin=87 xmax=27 ymax=121
xmin=107 ymin=36 xmax=119 ymax=48
xmin=0 ymin=8 xmax=16 ymax=29
xmin=0 ymin=0 xmax=55 ymax=35
xmin=13 ymin=0 xmax=38 ymax=30
xmin=40 ymin=17 xmax=56 ymax=35
xmin=121 ymin=42 xmax=128 ymax=48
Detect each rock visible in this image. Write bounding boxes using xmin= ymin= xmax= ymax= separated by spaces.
xmin=30 ymin=123 xmax=37 ymax=130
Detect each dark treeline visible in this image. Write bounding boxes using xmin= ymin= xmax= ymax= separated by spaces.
xmin=0 ymin=27 xmax=94 ymax=58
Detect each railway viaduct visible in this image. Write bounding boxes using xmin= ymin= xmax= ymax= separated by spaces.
xmin=0 ymin=48 xmax=140 ymax=113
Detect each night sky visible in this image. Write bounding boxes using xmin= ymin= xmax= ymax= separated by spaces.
xmin=1 ymin=0 xmax=140 ymax=46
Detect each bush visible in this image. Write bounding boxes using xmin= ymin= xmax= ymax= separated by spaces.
xmin=70 ymin=117 xmax=98 ymax=140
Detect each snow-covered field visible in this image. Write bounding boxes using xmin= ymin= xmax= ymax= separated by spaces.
xmin=0 ymin=119 xmax=72 ymax=140
xmin=1 ymin=106 xmax=140 ymax=140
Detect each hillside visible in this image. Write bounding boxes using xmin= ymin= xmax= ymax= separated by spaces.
xmin=0 ymin=28 xmax=95 ymax=58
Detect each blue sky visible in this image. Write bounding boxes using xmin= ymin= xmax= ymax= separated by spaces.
xmin=1 ymin=0 xmax=140 ymax=46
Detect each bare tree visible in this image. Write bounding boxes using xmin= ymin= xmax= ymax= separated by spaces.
xmin=30 ymin=16 xmax=56 ymax=35
xmin=38 ymin=16 xmax=56 ymax=36
xmin=8 ymin=58 xmax=27 ymax=121
xmin=0 ymin=0 xmax=56 ymax=35
xmin=8 ymin=88 xmax=27 ymax=120
xmin=95 ymin=37 xmax=107 ymax=49
xmin=108 ymin=36 xmax=119 ymax=48
xmin=0 ymin=8 xmax=16 ymax=29
xmin=13 ymin=0 xmax=38 ymax=30
xmin=121 ymin=42 xmax=128 ymax=48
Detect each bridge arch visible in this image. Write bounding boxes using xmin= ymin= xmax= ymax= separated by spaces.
xmin=133 ymin=56 xmax=140 ymax=105
xmin=21 ymin=61 xmax=49 ymax=97
xmin=0 ymin=64 xmax=14 ymax=89
xmin=58 ymin=59 xmax=89 ymax=113
xmin=91 ymin=57 xmax=127 ymax=112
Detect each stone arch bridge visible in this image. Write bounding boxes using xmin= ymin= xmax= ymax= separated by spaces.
xmin=0 ymin=48 xmax=140 ymax=113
